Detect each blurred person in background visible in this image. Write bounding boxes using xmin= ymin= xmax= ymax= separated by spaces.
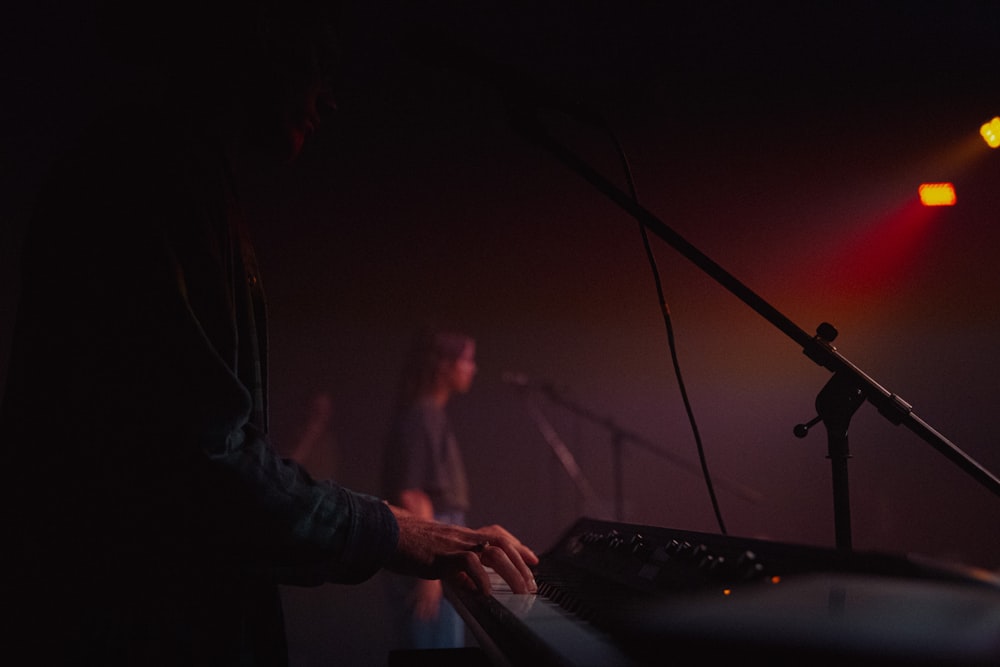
xmin=382 ymin=326 xmax=480 ymax=650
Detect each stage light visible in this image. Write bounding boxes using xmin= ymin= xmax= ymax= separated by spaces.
xmin=982 ymin=117 xmax=1000 ymax=148
xmin=918 ymin=183 xmax=956 ymax=206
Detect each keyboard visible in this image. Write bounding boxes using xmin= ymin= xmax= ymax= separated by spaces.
xmin=447 ymin=517 xmax=1000 ymax=666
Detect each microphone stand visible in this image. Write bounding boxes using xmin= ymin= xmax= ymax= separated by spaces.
xmin=535 ymin=383 xmax=765 ymax=520
xmin=514 ymin=387 xmax=612 ymax=520
xmin=509 ymin=112 xmax=1000 ymax=551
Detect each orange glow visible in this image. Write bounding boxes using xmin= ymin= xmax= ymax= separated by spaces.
xmin=722 ymin=588 xmax=732 ymax=596
xmin=770 ymin=575 xmax=781 ymax=584
xmin=981 ymin=117 xmax=1000 ymax=148
xmin=918 ymin=182 xmax=957 ymax=207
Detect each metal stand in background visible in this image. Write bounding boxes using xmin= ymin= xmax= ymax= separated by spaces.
xmin=509 ymin=113 xmax=1000 ymax=550
xmin=514 ymin=387 xmax=611 ymax=520
xmin=513 ymin=380 xmax=764 ymax=522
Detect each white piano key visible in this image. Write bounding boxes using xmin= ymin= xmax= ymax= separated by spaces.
xmin=478 ymin=569 xmax=637 ymax=667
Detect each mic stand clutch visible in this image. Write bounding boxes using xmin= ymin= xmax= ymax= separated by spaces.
xmin=508 ymin=112 xmax=1000 ymax=550
xmin=815 ymin=368 xmax=866 ymax=550
xmin=792 ymin=325 xmax=865 ymax=550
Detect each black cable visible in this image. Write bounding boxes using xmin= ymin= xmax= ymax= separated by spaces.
xmin=599 ymin=121 xmax=728 ymax=536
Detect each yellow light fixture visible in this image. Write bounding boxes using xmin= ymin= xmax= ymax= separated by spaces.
xmin=981 ymin=117 xmax=1000 ymax=148
xmin=918 ymin=182 xmax=957 ymax=207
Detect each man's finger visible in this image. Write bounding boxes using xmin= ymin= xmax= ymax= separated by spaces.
xmin=458 ymin=551 xmax=493 ymax=595
xmin=481 ymin=542 xmax=537 ymax=594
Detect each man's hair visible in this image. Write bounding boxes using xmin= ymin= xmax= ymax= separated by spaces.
xmin=96 ymin=0 xmax=342 ymax=81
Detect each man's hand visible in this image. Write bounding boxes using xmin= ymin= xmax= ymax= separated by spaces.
xmin=386 ymin=504 xmax=539 ymax=596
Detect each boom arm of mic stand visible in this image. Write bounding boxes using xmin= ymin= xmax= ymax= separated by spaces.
xmin=510 ymin=114 xmax=1000 ymax=505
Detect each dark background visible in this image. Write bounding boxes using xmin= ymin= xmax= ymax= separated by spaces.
xmin=3 ymin=1 xmax=1000 ymax=665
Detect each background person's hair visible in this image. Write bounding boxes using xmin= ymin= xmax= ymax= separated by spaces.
xmin=393 ymin=325 xmax=474 ymax=411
